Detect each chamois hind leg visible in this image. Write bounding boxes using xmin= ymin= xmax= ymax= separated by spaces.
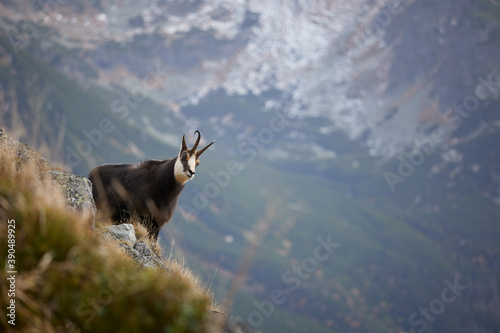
xmin=109 ymin=208 xmax=132 ymax=225
xmin=152 ymin=227 xmax=160 ymax=241
xmin=111 ymin=210 xmax=121 ymax=223
xmin=138 ymin=216 xmax=160 ymax=241
xmin=149 ymin=218 xmax=161 ymax=241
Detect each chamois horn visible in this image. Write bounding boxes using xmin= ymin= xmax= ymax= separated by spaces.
xmin=181 ymin=135 xmax=188 ymax=152
xmin=191 ymin=130 xmax=201 ymax=152
xmin=196 ymin=140 xmax=215 ymax=157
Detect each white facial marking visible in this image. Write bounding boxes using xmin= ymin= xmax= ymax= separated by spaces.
xmin=174 ymin=154 xmax=197 ymax=184
xmin=174 ymin=158 xmax=186 ymax=183
xmin=187 ymin=154 xmax=197 ymax=177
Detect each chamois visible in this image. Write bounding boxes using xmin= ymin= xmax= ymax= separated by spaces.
xmin=88 ymin=130 xmax=214 ymax=239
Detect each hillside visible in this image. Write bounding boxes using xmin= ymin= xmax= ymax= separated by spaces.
xmin=0 ymin=129 xmax=252 ymax=332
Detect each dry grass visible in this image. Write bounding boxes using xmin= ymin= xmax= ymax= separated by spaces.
xmin=163 ymin=244 xmax=222 ymax=314
xmin=94 ymin=212 xmax=221 ymax=312
xmin=129 ymin=214 xmax=164 ymax=258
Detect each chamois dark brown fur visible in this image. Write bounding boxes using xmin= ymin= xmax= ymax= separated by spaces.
xmin=88 ymin=131 xmax=214 ymax=239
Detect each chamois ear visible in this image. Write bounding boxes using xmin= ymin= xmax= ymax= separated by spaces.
xmin=180 ymin=135 xmax=188 ymax=153
xmin=196 ymin=141 xmax=215 ymax=157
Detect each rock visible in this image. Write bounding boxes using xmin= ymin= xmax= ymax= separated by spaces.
xmin=47 ymin=170 xmax=96 ymax=218
xmin=106 ymin=224 xmax=136 ymax=244
xmin=133 ymin=241 xmax=171 ymax=271
xmin=105 ymin=224 xmax=170 ymax=272
xmin=120 ymin=243 xmax=157 ymax=269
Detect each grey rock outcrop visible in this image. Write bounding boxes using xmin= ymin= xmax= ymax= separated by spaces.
xmin=106 ymin=223 xmax=136 ymax=245
xmin=105 ymin=224 xmax=170 ymax=271
xmin=47 ymin=170 xmax=96 ymax=218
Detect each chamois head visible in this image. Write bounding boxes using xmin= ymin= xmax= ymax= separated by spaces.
xmin=174 ymin=130 xmax=214 ymax=184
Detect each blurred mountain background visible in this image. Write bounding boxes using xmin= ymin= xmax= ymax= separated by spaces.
xmin=1 ymin=0 xmax=499 ymax=332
